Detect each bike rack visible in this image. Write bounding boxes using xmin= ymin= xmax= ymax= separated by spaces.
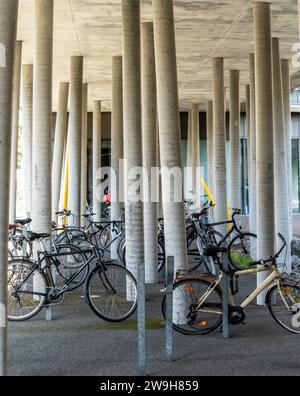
xmin=165 ymin=256 xmax=174 ymax=362
xmin=221 ymin=252 xmax=230 ymax=339
xmin=137 ymin=261 xmax=146 ymax=375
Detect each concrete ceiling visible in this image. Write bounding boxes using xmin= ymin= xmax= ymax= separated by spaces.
xmin=17 ymin=0 xmax=300 ymax=112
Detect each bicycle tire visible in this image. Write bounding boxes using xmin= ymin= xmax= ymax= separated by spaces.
xmin=85 ymin=263 xmax=137 ymax=322
xmin=228 ymin=232 xmax=257 ymax=270
xmin=266 ymin=281 xmax=300 ymax=334
xmin=7 ymin=259 xmax=48 ymax=322
xmin=161 ymin=277 xmax=223 ymax=335
xmin=53 ymin=244 xmax=89 ymax=292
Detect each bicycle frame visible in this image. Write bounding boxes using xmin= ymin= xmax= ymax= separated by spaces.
xmin=195 ymin=265 xmax=283 ymax=314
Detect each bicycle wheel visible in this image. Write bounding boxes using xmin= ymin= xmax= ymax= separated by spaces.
xmin=85 ymin=263 xmax=137 ymax=322
xmin=158 ymin=239 xmax=166 ymax=273
xmin=53 ymin=244 xmax=89 ymax=291
xmin=266 ymin=281 xmax=300 ymax=334
xmin=161 ymin=277 xmax=223 ymax=335
xmin=122 ymin=240 xmax=165 ymax=273
xmin=228 ymin=233 xmax=257 ymax=270
xmin=98 ymin=224 xmax=111 ymax=249
xmin=7 ymin=260 xmax=48 ymax=322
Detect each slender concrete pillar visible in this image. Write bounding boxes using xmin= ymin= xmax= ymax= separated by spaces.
xmin=187 ymin=110 xmax=192 ymax=168
xmin=9 ymin=41 xmax=22 ymax=223
xmin=281 ymin=59 xmax=293 ymax=243
xmin=272 ymin=38 xmax=291 ymax=268
xmin=81 ymin=83 xmax=88 ymax=224
xmin=93 ymin=100 xmax=102 ymax=222
xmin=191 ymin=104 xmax=200 ymax=207
xmin=111 ymin=56 xmax=124 ymax=259
xmin=0 ymin=0 xmax=19 ymax=376
xmin=22 ymin=64 xmax=33 ymax=216
xmin=245 ymin=84 xmax=250 ymax=180
xmin=52 ymin=82 xmax=69 ymax=221
xmin=153 ymin=0 xmax=188 ymax=271
xmin=254 ymin=2 xmax=275 ymax=304
xmin=122 ymin=0 xmax=144 ymax=279
xmin=185 ymin=109 xmax=192 ymax=199
xmin=229 ymin=70 xmax=241 ymax=210
xmin=68 ymin=56 xmax=83 ymax=226
xmin=206 ymin=101 xmax=214 ymax=197
xmin=141 ymin=22 xmax=158 ymax=284
xmin=249 ymin=53 xmax=257 ymax=236
xmin=212 ymin=58 xmax=227 ymax=234
xmin=32 ymin=0 xmax=54 ymax=234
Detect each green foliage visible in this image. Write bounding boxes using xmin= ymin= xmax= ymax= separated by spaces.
xmin=231 ymin=251 xmax=254 ymax=269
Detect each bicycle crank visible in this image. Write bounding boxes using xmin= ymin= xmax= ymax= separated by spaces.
xmin=228 ymin=306 xmax=246 ymax=325
xmin=47 ymin=289 xmax=65 ymax=304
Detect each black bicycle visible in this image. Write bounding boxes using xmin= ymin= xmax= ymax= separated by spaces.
xmin=7 ymin=233 xmax=137 ymax=323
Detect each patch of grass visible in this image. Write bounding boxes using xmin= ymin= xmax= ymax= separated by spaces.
xmin=102 ymin=318 xmax=165 ymax=330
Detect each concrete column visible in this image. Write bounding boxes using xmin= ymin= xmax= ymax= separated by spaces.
xmin=122 ymin=0 xmax=144 ymax=279
xmin=206 ymin=101 xmax=214 ymax=197
xmin=191 ymin=104 xmax=200 ymax=207
xmin=32 ymin=0 xmax=54 ymax=234
xmin=9 ymin=41 xmax=22 ymax=223
xmin=0 ymin=0 xmax=19 ymax=376
xmin=212 ymin=58 xmax=227 ymax=234
xmin=249 ymin=53 xmax=257 ymax=236
xmin=81 ymin=83 xmax=88 ymax=224
xmin=272 ymin=38 xmax=291 ymax=269
xmin=245 ymin=84 xmax=250 ymax=180
xmin=229 ymin=70 xmax=241 ymax=210
xmin=68 ymin=56 xmax=83 ymax=226
xmin=93 ymin=100 xmax=102 ymax=222
xmin=141 ymin=22 xmax=158 ymax=284
xmin=51 ymin=82 xmax=69 ymax=221
xmin=111 ymin=57 xmax=124 ymax=259
xmin=153 ymin=0 xmax=188 ymax=271
xmin=187 ymin=110 xmax=192 ymax=168
xmin=185 ymin=109 xmax=192 ymax=198
xmin=253 ymin=2 xmax=275 ymax=303
xmin=22 ymin=64 xmax=33 ymax=216
xmin=281 ymin=59 xmax=293 ymax=243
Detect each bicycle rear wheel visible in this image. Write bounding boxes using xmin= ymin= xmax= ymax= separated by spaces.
xmin=53 ymin=244 xmax=89 ymax=291
xmin=85 ymin=263 xmax=137 ymax=322
xmin=161 ymin=278 xmax=223 ymax=335
xmin=7 ymin=260 xmax=48 ymax=322
xmin=267 ymin=281 xmax=300 ymax=334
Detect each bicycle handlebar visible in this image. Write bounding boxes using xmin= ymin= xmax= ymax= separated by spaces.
xmin=249 ymin=233 xmax=287 ymax=267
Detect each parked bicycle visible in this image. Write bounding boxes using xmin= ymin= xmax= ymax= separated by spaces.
xmin=7 ymin=232 xmax=137 ymax=323
xmin=162 ymin=234 xmax=300 ymax=335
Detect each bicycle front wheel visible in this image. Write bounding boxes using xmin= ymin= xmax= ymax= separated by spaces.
xmin=8 ymin=260 xmax=48 ymax=322
xmin=85 ymin=263 xmax=137 ymax=322
xmin=228 ymin=233 xmax=257 ymax=270
xmin=161 ymin=278 xmax=223 ymax=335
xmin=267 ymin=281 xmax=300 ymax=334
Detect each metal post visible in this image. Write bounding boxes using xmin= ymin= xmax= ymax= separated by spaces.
xmin=221 ymin=252 xmax=229 ymax=338
xmin=44 ymin=238 xmax=52 ymax=321
xmin=137 ymin=262 xmax=146 ymax=375
xmin=165 ymin=256 xmax=174 ymax=362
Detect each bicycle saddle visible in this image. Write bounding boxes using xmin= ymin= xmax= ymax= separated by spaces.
xmin=15 ymin=218 xmax=32 ymax=226
xmin=203 ymin=245 xmax=227 ymax=257
xmin=27 ymin=232 xmax=50 ymax=241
